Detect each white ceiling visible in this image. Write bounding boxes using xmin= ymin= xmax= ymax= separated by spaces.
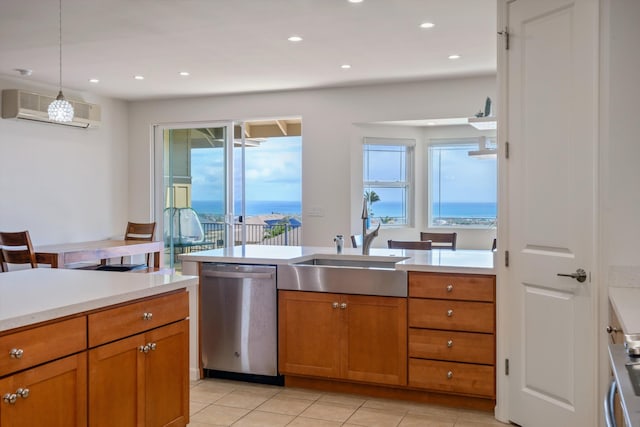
xmin=0 ymin=0 xmax=497 ymax=101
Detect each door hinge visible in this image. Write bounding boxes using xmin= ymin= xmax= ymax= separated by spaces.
xmin=505 ymin=358 xmax=510 ymax=376
xmin=505 ymin=250 xmax=509 ymax=267
xmin=505 ymin=141 xmax=510 ymax=159
xmin=498 ymin=27 xmax=510 ymax=50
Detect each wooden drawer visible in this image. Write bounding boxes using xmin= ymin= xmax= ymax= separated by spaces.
xmin=409 ymin=358 xmax=495 ymax=397
xmin=0 ymin=316 xmax=86 ymax=377
xmin=409 ymin=273 xmax=495 ymax=302
xmin=88 ymin=290 xmax=188 ymax=347
xmin=409 ymin=299 xmax=494 ymax=333
xmin=409 ymin=328 xmax=494 ymax=365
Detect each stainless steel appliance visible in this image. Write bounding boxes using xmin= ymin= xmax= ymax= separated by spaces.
xmin=200 ymin=263 xmax=280 ymax=383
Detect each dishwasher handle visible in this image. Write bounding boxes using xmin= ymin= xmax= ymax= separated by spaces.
xmin=201 ymin=269 xmax=275 ymax=280
xmin=604 ymin=379 xmax=618 ymax=427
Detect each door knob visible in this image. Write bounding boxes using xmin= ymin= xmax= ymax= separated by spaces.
xmin=557 ymin=268 xmax=587 ymax=283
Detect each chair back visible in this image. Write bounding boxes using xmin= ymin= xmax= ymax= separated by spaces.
xmin=123 ymin=222 xmax=156 ymax=266
xmin=0 ymin=231 xmax=37 ymax=272
xmin=350 ymin=234 xmax=363 ymax=248
xmin=419 ymin=232 xmax=457 ymax=250
xmin=387 ymin=240 xmax=432 ymax=250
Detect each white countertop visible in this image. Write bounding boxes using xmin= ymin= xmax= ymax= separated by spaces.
xmin=180 ymin=245 xmax=495 ymax=275
xmin=0 ymin=268 xmax=198 ymax=332
xmin=610 ymin=287 xmax=640 ymax=335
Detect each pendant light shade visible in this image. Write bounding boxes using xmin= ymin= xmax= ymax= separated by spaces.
xmin=48 ymin=0 xmax=74 ymax=122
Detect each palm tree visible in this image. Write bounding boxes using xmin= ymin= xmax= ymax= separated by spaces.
xmin=364 ymin=190 xmax=381 ymax=222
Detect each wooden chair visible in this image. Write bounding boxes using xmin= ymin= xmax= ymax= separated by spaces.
xmin=122 ymin=222 xmax=156 ymax=266
xmin=0 ymin=230 xmax=37 ymax=272
xmin=419 ymin=232 xmax=457 ymax=250
xmin=96 ymin=222 xmax=157 ymax=271
xmin=350 ymin=234 xmax=363 ymax=248
xmin=387 ymin=240 xmax=432 ymax=250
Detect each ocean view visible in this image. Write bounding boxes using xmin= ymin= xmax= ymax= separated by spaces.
xmin=191 ymin=200 xmax=496 ymax=219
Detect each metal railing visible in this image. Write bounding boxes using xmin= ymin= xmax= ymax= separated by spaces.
xmin=199 ymin=221 xmax=302 ymax=248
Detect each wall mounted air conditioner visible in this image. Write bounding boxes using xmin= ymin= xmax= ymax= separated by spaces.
xmin=1 ymin=89 xmax=101 ymax=128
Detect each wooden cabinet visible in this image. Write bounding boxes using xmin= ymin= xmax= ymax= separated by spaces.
xmin=0 ymin=317 xmax=87 ymax=427
xmin=0 ymin=353 xmax=87 ymax=427
xmin=279 ymin=291 xmax=406 ymax=386
xmin=88 ymin=291 xmax=189 ymax=427
xmin=408 ymin=272 xmax=496 ymax=399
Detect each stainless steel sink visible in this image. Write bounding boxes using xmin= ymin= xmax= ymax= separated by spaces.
xmin=277 ymin=256 xmax=407 ymax=297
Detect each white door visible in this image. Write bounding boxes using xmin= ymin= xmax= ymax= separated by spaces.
xmin=504 ymin=0 xmax=598 ymax=426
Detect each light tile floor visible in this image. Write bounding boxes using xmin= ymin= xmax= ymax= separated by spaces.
xmin=188 ymin=378 xmax=509 ymax=427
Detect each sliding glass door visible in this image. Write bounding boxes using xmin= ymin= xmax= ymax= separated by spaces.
xmin=154 ymin=121 xmax=241 ymax=270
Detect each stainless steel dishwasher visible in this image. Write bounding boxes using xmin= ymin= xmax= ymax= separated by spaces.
xmin=200 ymin=263 xmax=280 ymax=384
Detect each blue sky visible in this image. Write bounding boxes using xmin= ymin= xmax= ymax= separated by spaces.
xmin=190 ymin=136 xmax=302 ymax=202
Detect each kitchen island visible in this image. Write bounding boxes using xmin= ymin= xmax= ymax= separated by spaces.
xmin=182 ymin=245 xmax=496 ymax=411
xmin=0 ymin=268 xmax=198 ymax=427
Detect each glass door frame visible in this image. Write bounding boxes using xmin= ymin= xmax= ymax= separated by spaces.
xmin=152 ymin=120 xmax=246 ymax=268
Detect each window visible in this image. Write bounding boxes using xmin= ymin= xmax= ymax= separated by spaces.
xmin=428 ymin=139 xmax=497 ymax=227
xmin=363 ymin=138 xmax=414 ymax=226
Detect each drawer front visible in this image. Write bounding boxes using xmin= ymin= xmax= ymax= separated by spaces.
xmin=409 ymin=299 xmax=494 ymax=333
xmin=409 ymin=358 xmax=495 ymax=397
xmin=409 ymin=328 xmax=494 ymax=365
xmin=0 ymin=316 xmax=86 ymax=377
xmin=88 ymin=290 xmax=188 ymax=347
xmin=409 ymin=273 xmax=495 ymax=302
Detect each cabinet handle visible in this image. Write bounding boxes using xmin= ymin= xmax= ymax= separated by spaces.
xmin=447 ymin=309 xmax=454 ymax=317
xmin=3 ymin=393 xmax=17 ymax=404
xmin=446 ymin=284 xmax=454 ymax=292
xmin=142 ymin=312 xmax=153 ymax=321
xmin=16 ymin=388 xmax=29 ymax=399
xmin=332 ymin=302 xmax=339 ymax=309
xmin=139 ymin=345 xmax=150 ymax=353
xmin=447 ymin=371 xmax=453 ymax=379
xmin=148 ymin=342 xmax=157 ymax=351
xmin=9 ymin=348 xmax=24 ymax=359
xmin=606 ymin=325 xmax=619 ymax=334
xmin=340 ymin=303 xmax=347 ymax=309
xmin=447 ymin=340 xmax=453 ymax=348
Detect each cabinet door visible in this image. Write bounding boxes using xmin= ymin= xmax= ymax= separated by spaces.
xmin=0 ymin=353 xmax=87 ymax=427
xmin=145 ymin=320 xmax=189 ymax=427
xmin=342 ymin=295 xmax=407 ymax=386
xmin=278 ymin=291 xmax=341 ymax=378
xmin=89 ymin=334 xmax=145 ymax=427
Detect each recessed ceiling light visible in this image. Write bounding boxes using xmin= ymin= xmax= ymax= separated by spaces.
xmin=341 ymin=64 xmax=351 ymax=69
xmin=179 ymin=71 xmax=190 ymax=76
xmin=134 ymin=75 xmax=145 ymax=80
xmin=287 ymin=35 xmax=303 ymax=42
xmin=88 ymin=78 xmax=99 ymax=83
xmin=348 ymin=0 xmax=363 ymax=3
xmin=448 ymin=54 xmax=461 ymax=60
xmin=420 ymin=22 xmax=435 ymax=29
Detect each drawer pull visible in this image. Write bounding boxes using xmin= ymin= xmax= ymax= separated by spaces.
xmin=3 ymin=393 xmax=17 ymax=404
xmin=142 ymin=312 xmax=153 ymax=321
xmin=16 ymin=388 xmax=29 ymax=399
xmin=446 ymin=284 xmax=454 ymax=292
xmin=139 ymin=344 xmax=150 ymax=353
xmin=447 ymin=371 xmax=453 ymax=379
xmin=332 ymin=302 xmax=339 ymax=309
xmin=447 ymin=340 xmax=453 ymax=348
xmin=9 ymin=348 xmax=24 ymax=359
xmin=447 ymin=309 xmax=454 ymax=317
xmin=340 ymin=303 xmax=347 ymax=309
xmin=148 ymin=342 xmax=157 ymax=351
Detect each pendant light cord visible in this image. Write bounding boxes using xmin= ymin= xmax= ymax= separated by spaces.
xmin=58 ymin=0 xmax=63 ymax=91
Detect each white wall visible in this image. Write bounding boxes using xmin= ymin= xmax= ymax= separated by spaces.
xmin=128 ymin=76 xmax=496 ymax=248
xmin=0 ymin=76 xmax=130 ymax=244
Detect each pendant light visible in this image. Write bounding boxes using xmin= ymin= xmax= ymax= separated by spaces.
xmin=48 ymin=0 xmax=74 ymax=122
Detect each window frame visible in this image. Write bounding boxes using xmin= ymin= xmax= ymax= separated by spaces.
xmin=426 ymin=137 xmax=497 ymax=229
xmin=363 ymin=137 xmax=415 ymax=228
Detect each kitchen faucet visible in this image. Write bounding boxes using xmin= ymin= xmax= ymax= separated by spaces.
xmin=361 ymin=197 xmax=380 ymax=255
